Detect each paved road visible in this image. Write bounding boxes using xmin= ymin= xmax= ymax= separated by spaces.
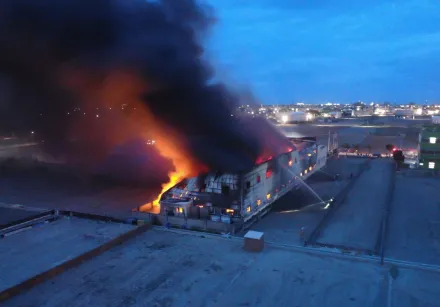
xmin=317 ymin=159 xmax=393 ymax=251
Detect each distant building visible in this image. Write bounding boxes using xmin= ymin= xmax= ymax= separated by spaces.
xmin=341 ymin=109 xmax=354 ymax=117
xmin=394 ymin=109 xmax=414 ymax=119
xmin=278 ymin=111 xmax=312 ymax=124
xmin=432 ymin=116 xmax=440 ymax=124
xmin=418 ymin=125 xmax=440 ymax=170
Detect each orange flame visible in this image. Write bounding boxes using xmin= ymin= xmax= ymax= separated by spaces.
xmin=142 ymin=127 xmax=202 ymax=210
xmin=59 ymin=68 xmax=205 ymax=211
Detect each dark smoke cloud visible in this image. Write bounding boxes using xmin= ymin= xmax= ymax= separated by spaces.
xmin=0 ymin=0 xmax=288 ymax=174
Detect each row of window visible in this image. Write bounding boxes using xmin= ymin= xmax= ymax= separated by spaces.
xmin=420 ymin=150 xmax=440 ymax=155
xmin=420 ymin=161 xmax=436 ymax=169
xmin=421 ymin=137 xmax=440 ymax=144
xmin=244 ymin=171 xmax=311 ymax=214
xmin=245 ymin=156 xmax=299 ymax=189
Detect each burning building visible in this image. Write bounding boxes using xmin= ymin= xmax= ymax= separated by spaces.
xmin=156 ymin=138 xmax=327 ymax=225
xmin=0 ymin=0 xmax=327 ymax=226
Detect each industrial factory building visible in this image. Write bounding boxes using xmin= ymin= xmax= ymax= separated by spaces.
xmin=394 ymin=109 xmax=415 ymax=119
xmin=279 ymin=111 xmax=313 ymax=124
xmin=418 ymin=125 xmax=440 ymax=170
xmin=158 ymin=137 xmax=327 ymax=226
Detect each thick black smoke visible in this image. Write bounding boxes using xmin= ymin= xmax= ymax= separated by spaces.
xmin=0 ymin=0 xmax=288 ymax=173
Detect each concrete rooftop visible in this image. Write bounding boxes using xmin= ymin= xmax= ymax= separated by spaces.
xmin=5 ymin=229 xmax=440 ymax=307
xmin=0 ymin=217 xmax=135 ymax=294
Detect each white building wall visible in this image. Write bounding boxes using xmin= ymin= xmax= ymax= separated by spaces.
xmin=241 ymin=145 xmax=328 ymax=221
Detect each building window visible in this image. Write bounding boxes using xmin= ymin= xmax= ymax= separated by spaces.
xmin=246 ymin=206 xmax=251 ymax=213
xmin=256 ymin=175 xmax=261 ymax=183
xmin=429 ymin=137 xmax=437 ymax=144
xmin=266 ymin=160 xmax=274 ymax=178
xmin=221 ymin=185 xmax=230 ymax=196
xmin=421 ymin=150 xmax=440 ymax=155
xmin=246 ymin=181 xmax=251 ymax=189
xmin=266 ymin=169 xmax=272 ymax=178
xmin=429 ymin=162 xmax=435 ymax=169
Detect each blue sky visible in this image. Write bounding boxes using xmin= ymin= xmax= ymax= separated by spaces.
xmin=204 ymin=0 xmax=440 ymax=104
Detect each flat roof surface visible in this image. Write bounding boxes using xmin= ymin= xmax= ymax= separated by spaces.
xmin=317 ymin=159 xmax=392 ymax=251
xmin=0 ymin=217 xmax=135 ymax=293
xmin=6 ymin=229 xmax=440 ymax=307
xmin=248 ymin=158 xmax=366 ymax=245
xmin=386 ymin=173 xmax=440 ymax=265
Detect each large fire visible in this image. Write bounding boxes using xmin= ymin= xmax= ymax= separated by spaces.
xmin=61 ymin=70 xmax=205 ymax=211
xmin=140 ymin=131 xmax=203 ymax=211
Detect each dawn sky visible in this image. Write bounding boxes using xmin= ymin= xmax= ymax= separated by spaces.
xmin=205 ymin=0 xmax=440 ymax=104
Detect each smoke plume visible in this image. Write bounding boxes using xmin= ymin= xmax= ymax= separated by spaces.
xmin=0 ymin=0 xmax=288 ymax=175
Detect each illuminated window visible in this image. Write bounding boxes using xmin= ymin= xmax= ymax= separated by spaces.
xmin=429 ymin=137 xmax=437 ymax=144
xmin=288 ymin=160 xmax=293 ymax=166
xmin=266 ymin=169 xmax=272 ymax=178
xmin=246 ymin=206 xmax=251 ymax=213
xmin=266 ymin=193 xmax=271 ymax=200
xmin=305 ymin=169 xmax=308 ymax=174
xmin=257 ymin=199 xmax=261 ymax=206
xmin=429 ymin=162 xmax=435 ymax=169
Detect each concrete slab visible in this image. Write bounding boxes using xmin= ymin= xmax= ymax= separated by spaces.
xmin=386 ymin=175 xmax=440 ymax=265
xmin=249 ymin=158 xmax=366 ymax=246
xmin=317 ymin=160 xmax=393 ymax=250
xmin=392 ymin=266 xmax=440 ymax=307
xmin=0 ymin=217 xmax=135 ymax=293
xmin=250 ymin=203 xmax=327 ymax=246
xmin=5 ymin=229 xmax=440 ymax=307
